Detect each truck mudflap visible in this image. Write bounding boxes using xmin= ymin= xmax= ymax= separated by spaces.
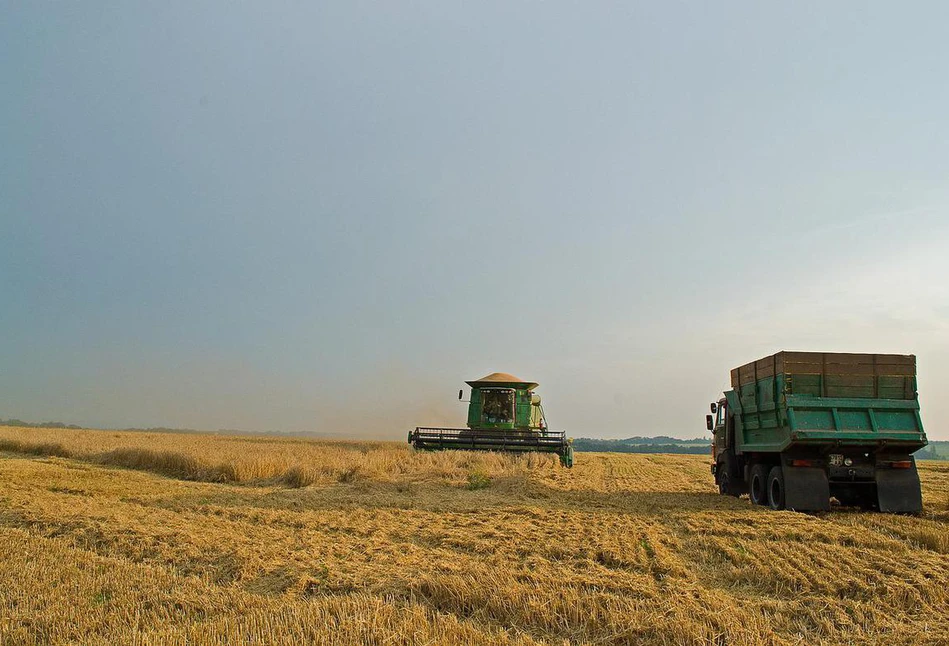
xmin=876 ymin=462 xmax=923 ymax=513
xmin=783 ymin=466 xmax=830 ymax=512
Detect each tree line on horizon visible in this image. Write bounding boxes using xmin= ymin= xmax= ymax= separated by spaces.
xmin=571 ymin=437 xmax=709 ymax=454
xmin=571 ymin=435 xmax=949 ymax=459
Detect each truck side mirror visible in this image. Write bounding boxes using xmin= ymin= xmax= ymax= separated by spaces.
xmin=710 ymin=402 xmax=717 ymax=414
xmin=706 ymin=414 xmax=714 ymax=431
xmin=459 ymin=389 xmax=464 ymax=400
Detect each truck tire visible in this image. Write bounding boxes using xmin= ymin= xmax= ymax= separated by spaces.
xmin=718 ymin=469 xmax=734 ymax=497
xmin=717 ymin=456 xmax=740 ymax=497
xmin=749 ymin=464 xmax=769 ymax=506
xmin=767 ymin=466 xmax=786 ymax=511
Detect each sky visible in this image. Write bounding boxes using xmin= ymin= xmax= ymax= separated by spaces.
xmin=2 ymin=3 xmax=948 ymax=440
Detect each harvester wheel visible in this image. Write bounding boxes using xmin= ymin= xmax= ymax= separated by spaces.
xmin=767 ymin=466 xmax=786 ymax=511
xmin=749 ymin=464 xmax=769 ymax=506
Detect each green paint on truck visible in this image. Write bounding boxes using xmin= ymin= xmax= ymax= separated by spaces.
xmin=709 ymin=352 xmax=926 ymax=513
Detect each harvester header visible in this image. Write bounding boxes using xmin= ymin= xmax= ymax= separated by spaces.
xmin=408 ymin=372 xmax=573 ymax=467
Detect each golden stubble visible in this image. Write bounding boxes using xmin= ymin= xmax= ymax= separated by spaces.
xmin=0 ymin=425 xmax=948 ymax=645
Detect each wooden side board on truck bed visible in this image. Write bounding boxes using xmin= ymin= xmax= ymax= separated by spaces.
xmin=730 ymin=352 xmax=916 ymax=400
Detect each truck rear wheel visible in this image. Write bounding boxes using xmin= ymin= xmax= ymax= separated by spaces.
xmin=749 ymin=464 xmax=768 ymax=506
xmin=767 ymin=466 xmax=786 ymax=511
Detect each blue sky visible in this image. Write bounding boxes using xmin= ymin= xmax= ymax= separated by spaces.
xmin=2 ymin=3 xmax=948 ymax=439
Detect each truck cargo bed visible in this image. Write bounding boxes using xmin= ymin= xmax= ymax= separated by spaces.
xmin=724 ymin=352 xmax=926 ymax=454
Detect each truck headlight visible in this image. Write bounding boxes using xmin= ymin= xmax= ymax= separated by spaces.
xmin=844 ymin=457 xmax=853 ymax=467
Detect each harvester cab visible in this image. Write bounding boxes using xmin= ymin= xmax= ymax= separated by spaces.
xmin=408 ymin=372 xmax=574 ymax=467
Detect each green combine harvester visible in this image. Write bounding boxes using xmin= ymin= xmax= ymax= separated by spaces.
xmin=408 ymin=372 xmax=574 ymax=467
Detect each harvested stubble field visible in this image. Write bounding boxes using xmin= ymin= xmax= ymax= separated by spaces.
xmin=1 ymin=426 xmax=948 ymax=645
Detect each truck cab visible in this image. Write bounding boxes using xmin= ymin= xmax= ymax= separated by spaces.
xmin=709 ymin=398 xmax=726 ymax=441
xmin=708 ymin=398 xmax=747 ymax=496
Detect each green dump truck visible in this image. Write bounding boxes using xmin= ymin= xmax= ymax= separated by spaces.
xmin=708 ymin=352 xmax=927 ymax=512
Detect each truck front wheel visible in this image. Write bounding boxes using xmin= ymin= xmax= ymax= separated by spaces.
xmin=717 ymin=456 xmax=741 ymax=497
xmin=749 ymin=464 xmax=769 ymax=506
xmin=767 ymin=466 xmax=786 ymax=511
xmin=718 ymin=470 xmax=734 ymax=496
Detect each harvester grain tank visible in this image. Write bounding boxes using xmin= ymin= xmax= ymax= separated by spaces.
xmin=708 ymin=352 xmax=927 ymax=512
xmin=408 ymin=372 xmax=574 ymax=467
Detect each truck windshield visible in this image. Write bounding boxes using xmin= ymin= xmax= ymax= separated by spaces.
xmin=482 ymin=389 xmax=515 ymax=424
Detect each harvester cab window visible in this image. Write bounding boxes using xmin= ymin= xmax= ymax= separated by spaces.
xmin=716 ymin=402 xmax=726 ymax=429
xmin=482 ymin=389 xmax=515 ymax=424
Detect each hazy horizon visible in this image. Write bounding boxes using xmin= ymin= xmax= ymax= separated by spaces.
xmin=3 ymin=3 xmax=947 ymax=441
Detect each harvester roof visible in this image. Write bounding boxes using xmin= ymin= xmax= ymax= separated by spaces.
xmin=465 ymin=372 xmax=539 ymax=390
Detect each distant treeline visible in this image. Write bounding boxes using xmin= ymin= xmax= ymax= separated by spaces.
xmin=0 ymin=419 xmax=84 ymax=430
xmin=916 ymin=441 xmax=949 ymax=460
xmin=572 ymin=437 xmax=708 ymax=454
xmin=1 ymin=418 xmax=205 ymax=434
xmin=1 ymin=417 xmax=330 ymax=439
xmin=573 ymin=437 xmax=949 ymax=459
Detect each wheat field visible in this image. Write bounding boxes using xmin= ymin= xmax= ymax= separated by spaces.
xmin=1 ymin=425 xmax=948 ymax=645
